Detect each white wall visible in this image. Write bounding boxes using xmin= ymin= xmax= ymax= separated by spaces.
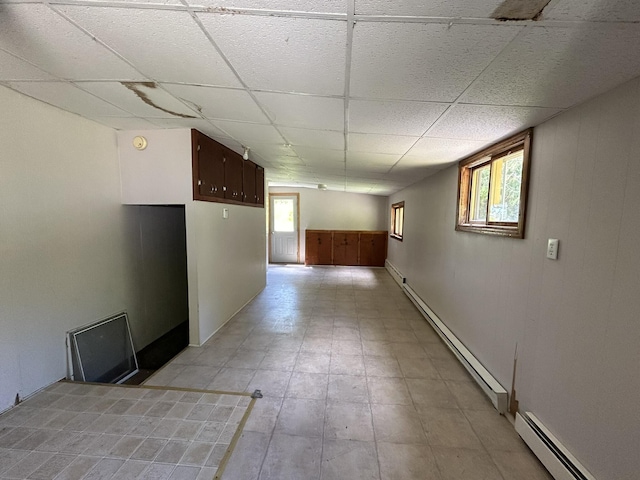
xmin=269 ymin=187 xmax=388 ymax=262
xmin=387 ymin=77 xmax=640 ymax=480
xmin=0 ymin=87 xmax=141 ymax=411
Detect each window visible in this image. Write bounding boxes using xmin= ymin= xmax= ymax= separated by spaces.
xmin=391 ymin=201 xmax=404 ymax=240
xmin=456 ymin=129 xmax=532 ymax=238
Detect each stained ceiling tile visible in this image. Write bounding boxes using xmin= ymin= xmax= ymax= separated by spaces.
xmin=147 ymin=118 xmax=230 ymax=141
xmin=212 ymin=120 xmax=284 ymax=145
xmin=0 ymin=5 xmax=143 ymax=80
xmin=349 ymin=100 xmax=448 ymax=136
xmin=162 ymin=84 xmax=269 ymax=123
xmin=460 ymin=25 xmax=640 ymax=108
xmin=7 ymin=81 xmax=131 ymax=117
xmin=0 ymin=49 xmax=57 ymax=81
xmin=279 ymin=127 xmax=344 ymax=150
xmin=198 ymin=14 xmax=345 ymax=95
xmin=348 ymin=133 xmax=417 ymax=154
xmin=189 ymin=0 xmax=344 ymax=13
xmin=355 ymin=0 xmax=504 ymax=17
xmin=58 ymin=6 xmax=241 ymax=87
xmin=77 ymin=82 xmax=199 ymax=119
xmin=403 ymin=137 xmax=486 ymax=166
xmin=544 ymin=0 xmax=640 ymax=22
xmin=255 ymin=92 xmax=344 ymax=130
xmin=427 ymin=104 xmax=562 ymax=141
xmin=350 ymin=22 xmax=522 ymax=102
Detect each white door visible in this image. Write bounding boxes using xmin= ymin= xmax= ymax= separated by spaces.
xmin=270 ymin=195 xmax=299 ymax=263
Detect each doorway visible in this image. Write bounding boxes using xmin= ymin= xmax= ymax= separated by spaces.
xmin=269 ymin=193 xmax=300 ymax=263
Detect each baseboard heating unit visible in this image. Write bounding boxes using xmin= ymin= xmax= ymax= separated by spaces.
xmin=385 ymin=260 xmax=406 ymax=287
xmin=515 ymin=412 xmax=596 ymax=480
xmin=403 ymin=284 xmax=508 ymax=414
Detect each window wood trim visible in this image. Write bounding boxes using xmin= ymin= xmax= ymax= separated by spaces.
xmin=390 ymin=201 xmax=404 ymax=241
xmin=455 ymin=129 xmax=532 ymax=239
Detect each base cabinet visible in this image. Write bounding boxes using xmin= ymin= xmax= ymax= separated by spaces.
xmin=305 ymin=230 xmax=388 ymax=267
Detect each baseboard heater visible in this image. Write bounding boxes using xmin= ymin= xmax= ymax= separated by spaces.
xmin=515 ymin=412 xmax=596 ymax=480
xmin=403 ymin=284 xmax=508 ymax=414
xmin=385 ymin=260 xmax=406 ymax=287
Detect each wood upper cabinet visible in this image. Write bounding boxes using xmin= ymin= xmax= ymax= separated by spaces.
xmin=243 ymin=160 xmax=257 ymax=204
xmin=223 ymin=148 xmax=243 ymax=201
xmin=333 ymin=232 xmax=359 ymax=266
xmin=306 ymin=230 xmax=386 ymax=267
xmin=306 ymin=230 xmax=333 ymax=265
xmin=256 ymin=166 xmax=265 ymax=206
xmin=191 ymin=129 xmax=264 ymax=207
xmin=193 ymin=130 xmax=225 ymax=199
xmin=359 ymin=233 xmax=387 ymax=267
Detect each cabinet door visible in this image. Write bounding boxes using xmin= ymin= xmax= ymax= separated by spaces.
xmin=333 ymin=232 xmax=359 ymax=265
xmin=255 ymin=166 xmax=265 ymax=206
xmin=195 ymin=132 xmax=224 ymax=199
xmin=243 ymin=161 xmax=257 ymax=204
xmin=360 ymin=233 xmax=387 ymax=266
xmin=223 ymin=148 xmax=244 ymax=201
xmin=306 ymin=231 xmax=332 ymax=265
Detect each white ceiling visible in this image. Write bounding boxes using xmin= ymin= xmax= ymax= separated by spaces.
xmin=2 ymin=0 xmax=640 ymax=196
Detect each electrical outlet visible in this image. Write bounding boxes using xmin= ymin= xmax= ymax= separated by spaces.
xmin=223 ymin=208 xmax=229 ymax=219
xmin=546 ymin=239 xmax=559 ymax=260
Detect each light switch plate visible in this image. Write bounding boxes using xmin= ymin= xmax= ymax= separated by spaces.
xmin=223 ymin=208 xmax=229 ymax=219
xmin=547 ymin=238 xmax=559 ymax=260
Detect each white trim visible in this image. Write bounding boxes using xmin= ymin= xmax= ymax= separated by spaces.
xmin=515 ymin=412 xmax=597 ymax=480
xmin=403 ymin=284 xmax=508 ymax=413
xmin=385 ymin=260 xmax=406 ymax=287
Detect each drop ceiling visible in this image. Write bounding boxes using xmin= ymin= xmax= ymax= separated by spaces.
xmin=2 ymin=0 xmax=640 ymax=195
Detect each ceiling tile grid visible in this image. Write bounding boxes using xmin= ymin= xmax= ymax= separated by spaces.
xmin=1 ymin=0 xmax=640 ymax=195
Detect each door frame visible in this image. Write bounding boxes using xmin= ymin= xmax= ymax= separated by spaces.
xmin=269 ymin=192 xmax=300 ymax=264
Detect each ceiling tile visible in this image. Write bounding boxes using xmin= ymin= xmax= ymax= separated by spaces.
xmin=279 ymin=127 xmax=344 ymax=150
xmin=350 ymin=22 xmax=522 ymax=102
xmin=544 ymin=0 xmax=640 ymax=22
xmin=0 ymin=49 xmax=57 ymax=81
xmin=7 ymin=81 xmax=130 ymax=117
xmin=212 ymin=120 xmax=284 ymax=145
xmin=355 ymin=0 xmax=504 ymax=17
xmin=76 ymin=82 xmax=199 ymax=118
xmin=460 ymin=25 xmax=640 ymax=108
xmin=348 ymin=133 xmax=417 ymax=154
xmin=250 ymin=143 xmax=297 ymax=158
xmin=427 ymin=104 xmax=562 ymax=141
xmin=90 ymin=117 xmax=158 ymax=130
xmin=403 ymin=137 xmax=486 ymax=166
xmin=147 ymin=118 xmax=230 ymax=140
xmin=347 ymin=151 xmax=401 ymax=166
xmin=198 ymin=14 xmax=345 ymax=95
xmin=162 ymin=84 xmax=269 ymax=123
xmin=0 ymin=5 xmax=143 ymax=80
xmin=292 ymin=146 xmax=345 ymax=163
xmin=255 ymin=92 xmax=344 ymax=130
xmin=189 ymin=0 xmax=344 ymax=13
xmin=349 ymin=99 xmax=448 ymax=136
xmin=58 ymin=6 xmax=241 ymax=87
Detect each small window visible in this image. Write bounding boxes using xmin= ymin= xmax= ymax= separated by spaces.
xmin=391 ymin=201 xmax=404 ymax=240
xmin=456 ymin=129 xmax=532 ymax=238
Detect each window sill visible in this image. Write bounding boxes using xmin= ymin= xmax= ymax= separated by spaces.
xmin=455 ymin=224 xmax=523 ymax=238
xmin=390 ymin=234 xmax=403 ymax=241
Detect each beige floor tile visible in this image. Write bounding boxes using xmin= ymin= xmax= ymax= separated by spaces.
xmin=406 ymin=379 xmax=458 ymax=409
xmin=418 ymin=407 xmax=484 ymax=450
xmin=445 ymin=381 xmax=494 ymax=411
xmin=431 ymin=357 xmax=473 ymax=382
xmin=396 ymin=356 xmax=440 ymax=379
xmin=226 ymin=349 xmax=267 ymax=369
xmin=364 ymin=356 xmax=403 ymax=378
xmin=321 ymin=439 xmax=380 ymax=480
xmin=246 ymin=370 xmax=292 ymax=398
xmin=324 ymin=401 xmax=374 ymax=441
xmin=207 ymin=368 xmax=256 ymax=392
xmin=367 ymin=377 xmax=413 ymax=405
xmin=463 ymin=410 xmax=529 ymax=452
xmin=294 ymin=352 xmax=331 ymax=373
xmin=330 ymin=354 xmax=366 ymax=376
xmin=285 ymin=372 xmax=328 ymax=400
xmin=377 ymin=442 xmax=441 ymax=480
xmin=362 ymin=340 xmax=396 ymax=357
xmin=332 ymin=339 xmax=364 ymax=355
xmin=258 ymin=350 xmax=299 ymax=371
xmin=275 ymin=398 xmax=325 ymax=437
xmin=490 ymin=450 xmax=553 ymax=479
xmin=243 ymin=397 xmax=283 ymax=435
xmin=371 ymin=405 xmax=427 ymax=445
xmin=328 ymin=375 xmax=369 ymax=403
xmin=431 ymin=446 xmax=503 ymax=480
xmin=258 ymin=433 xmax=322 ymax=480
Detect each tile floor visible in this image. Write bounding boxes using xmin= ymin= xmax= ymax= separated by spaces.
xmin=148 ymin=265 xmax=552 ymax=480
xmin=0 ymin=383 xmax=252 ymax=480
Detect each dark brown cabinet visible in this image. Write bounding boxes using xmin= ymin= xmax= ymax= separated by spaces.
xmin=191 ymin=129 xmax=264 ymax=207
xmin=305 ymin=230 xmax=387 ymax=267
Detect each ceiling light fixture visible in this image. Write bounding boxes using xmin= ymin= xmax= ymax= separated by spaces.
xmin=243 ymin=146 xmax=250 ymax=160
